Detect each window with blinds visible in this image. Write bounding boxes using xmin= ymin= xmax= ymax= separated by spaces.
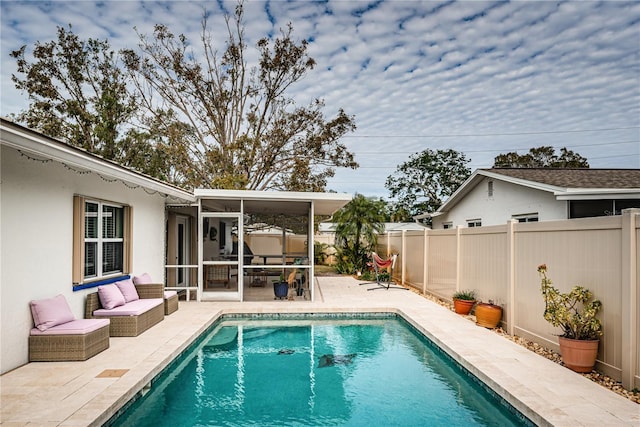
xmin=73 ymin=196 xmax=131 ymax=284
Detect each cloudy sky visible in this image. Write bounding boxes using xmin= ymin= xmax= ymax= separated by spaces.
xmin=2 ymin=1 xmax=639 ymax=198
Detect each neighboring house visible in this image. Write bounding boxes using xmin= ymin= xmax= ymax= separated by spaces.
xmin=415 ymin=168 xmax=640 ymax=229
xmin=1 ymin=118 xmax=350 ymax=374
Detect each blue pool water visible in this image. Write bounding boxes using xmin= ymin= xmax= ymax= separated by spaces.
xmin=110 ymin=314 xmax=531 ymax=426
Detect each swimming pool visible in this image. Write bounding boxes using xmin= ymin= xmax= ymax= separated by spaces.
xmin=109 ymin=314 xmax=532 ymax=426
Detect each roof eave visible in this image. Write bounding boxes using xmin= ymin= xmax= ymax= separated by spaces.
xmin=1 ymin=118 xmax=195 ymax=203
xmin=194 ymin=189 xmax=352 ymax=216
xmin=413 ymin=211 xmax=444 ymax=220
xmin=555 ymin=189 xmax=640 ymax=200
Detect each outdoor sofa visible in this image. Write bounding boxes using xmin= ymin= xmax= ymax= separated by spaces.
xmin=85 ymin=279 xmax=164 ymax=337
xmin=133 ymin=273 xmax=179 ymax=315
xmin=29 ymin=294 xmax=110 ymax=361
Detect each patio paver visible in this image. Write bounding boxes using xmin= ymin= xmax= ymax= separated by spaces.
xmin=1 ymin=276 xmax=638 ymax=426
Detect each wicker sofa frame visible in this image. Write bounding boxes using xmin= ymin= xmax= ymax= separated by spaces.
xmin=29 ymin=323 xmax=110 ymax=362
xmin=135 ymin=283 xmax=179 ymax=315
xmin=85 ymin=283 xmax=164 ymax=337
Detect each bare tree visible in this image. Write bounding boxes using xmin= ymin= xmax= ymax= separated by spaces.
xmin=121 ymin=4 xmax=357 ymax=190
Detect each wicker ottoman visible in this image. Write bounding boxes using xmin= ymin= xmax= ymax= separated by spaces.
xmin=164 ymin=291 xmax=179 ymax=315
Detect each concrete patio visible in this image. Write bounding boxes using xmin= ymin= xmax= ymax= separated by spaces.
xmin=1 ymin=276 xmax=638 ymax=426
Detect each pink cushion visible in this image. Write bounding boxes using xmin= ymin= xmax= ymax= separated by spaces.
xmin=30 ymin=294 xmax=76 ymax=331
xmin=93 ymin=298 xmax=163 ymax=317
xmin=97 ymin=284 xmax=126 ymax=310
xmin=30 ymin=319 xmax=110 ymax=335
xmin=133 ymin=273 xmax=153 ymax=285
xmin=115 ymin=278 xmax=139 ymax=302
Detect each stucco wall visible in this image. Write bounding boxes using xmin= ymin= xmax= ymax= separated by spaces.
xmin=1 ymin=146 xmax=167 ymax=373
xmin=433 ymin=176 xmax=567 ymax=228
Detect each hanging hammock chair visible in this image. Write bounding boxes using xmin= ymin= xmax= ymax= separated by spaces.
xmin=360 ymin=252 xmax=408 ymax=291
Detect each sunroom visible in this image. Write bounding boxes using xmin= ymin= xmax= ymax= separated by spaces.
xmin=165 ymin=189 xmax=351 ymax=302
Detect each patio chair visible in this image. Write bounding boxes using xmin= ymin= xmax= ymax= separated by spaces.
xmin=286 ymin=269 xmax=299 ymax=300
xmin=360 ymin=252 xmax=408 ymax=291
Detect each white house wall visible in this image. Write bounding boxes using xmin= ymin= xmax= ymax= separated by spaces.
xmin=433 ymin=177 xmax=567 ymax=228
xmin=1 ymin=145 xmax=167 ymax=373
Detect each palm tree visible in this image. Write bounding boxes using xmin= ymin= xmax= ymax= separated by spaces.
xmin=333 ymin=194 xmax=386 ymax=274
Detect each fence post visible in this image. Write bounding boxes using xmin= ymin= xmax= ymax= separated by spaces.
xmin=455 ymin=225 xmax=462 ymax=292
xmin=423 ymin=228 xmax=429 ymax=295
xmin=507 ymin=219 xmax=517 ymax=336
xmin=401 ymin=230 xmax=407 ymax=285
xmin=621 ymin=208 xmax=638 ymax=390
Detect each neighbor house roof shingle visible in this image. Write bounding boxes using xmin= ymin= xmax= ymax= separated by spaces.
xmin=483 ymin=168 xmax=640 ymax=189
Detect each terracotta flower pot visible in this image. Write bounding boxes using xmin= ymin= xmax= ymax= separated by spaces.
xmin=475 ymin=302 xmax=502 ymax=328
xmin=453 ymin=299 xmax=475 ymax=315
xmin=558 ymin=337 xmax=599 ymax=373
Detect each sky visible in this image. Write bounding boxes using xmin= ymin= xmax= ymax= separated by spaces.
xmin=1 ymin=0 xmax=639 ymax=199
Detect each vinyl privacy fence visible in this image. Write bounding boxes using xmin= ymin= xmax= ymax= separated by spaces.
xmin=378 ymin=209 xmax=639 ymax=390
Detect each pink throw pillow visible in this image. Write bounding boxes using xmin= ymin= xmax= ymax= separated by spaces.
xmin=98 ymin=284 xmax=126 ymax=310
xmin=115 ymin=278 xmax=140 ymax=302
xmin=30 ymin=294 xmax=75 ymax=331
xmin=133 ymin=273 xmax=153 ymax=285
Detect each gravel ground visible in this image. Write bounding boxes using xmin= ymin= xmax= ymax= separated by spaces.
xmin=414 ymin=289 xmax=640 ymax=404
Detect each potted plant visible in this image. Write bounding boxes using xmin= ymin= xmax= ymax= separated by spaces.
xmin=273 ymin=273 xmax=288 ymax=300
xmin=538 ymin=264 xmax=603 ymax=373
xmin=475 ymin=300 xmax=503 ymax=329
xmin=452 ymin=289 xmax=476 ymax=315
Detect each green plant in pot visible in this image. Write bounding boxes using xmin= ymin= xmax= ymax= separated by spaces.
xmin=452 ymin=289 xmax=476 ymax=315
xmin=538 ymin=264 xmax=602 ymax=373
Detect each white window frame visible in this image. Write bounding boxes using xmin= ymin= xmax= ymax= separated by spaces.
xmin=73 ymin=195 xmax=131 ymax=285
xmin=513 ymin=214 xmax=539 ymax=223
xmin=443 ymin=222 xmax=453 ymax=229
xmin=467 ymin=219 xmax=482 ymax=228
xmin=85 ymin=199 xmax=125 ymax=279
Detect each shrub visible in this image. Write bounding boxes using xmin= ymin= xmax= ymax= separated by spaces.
xmin=538 ymin=264 xmax=602 ymax=340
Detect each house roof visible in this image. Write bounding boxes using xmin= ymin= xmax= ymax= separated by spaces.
xmin=1 ymin=117 xmax=195 ymax=204
xmin=415 ymin=167 xmax=640 ymax=219
xmin=195 ymin=189 xmax=351 ymax=216
xmin=486 ymin=168 xmax=640 ymax=189
xmin=1 ymin=118 xmax=352 ymax=214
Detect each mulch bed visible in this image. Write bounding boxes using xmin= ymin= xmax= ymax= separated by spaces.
xmin=406 ymin=286 xmax=640 ymax=404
